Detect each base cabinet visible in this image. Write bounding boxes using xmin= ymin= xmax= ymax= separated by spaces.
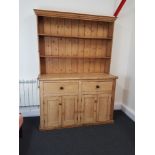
xmin=40 ymin=78 xmax=116 ymax=130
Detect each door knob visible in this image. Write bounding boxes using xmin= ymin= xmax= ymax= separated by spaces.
xmin=60 ymin=86 xmax=64 ymax=90
xmin=96 ymin=85 xmax=100 ymax=88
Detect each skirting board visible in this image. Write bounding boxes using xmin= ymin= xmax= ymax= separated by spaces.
xmin=20 ymin=108 xmax=40 ymax=117
xmin=121 ymin=104 xmax=135 ymax=121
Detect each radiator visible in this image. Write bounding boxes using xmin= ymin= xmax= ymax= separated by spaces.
xmin=19 ymin=79 xmax=39 ymax=109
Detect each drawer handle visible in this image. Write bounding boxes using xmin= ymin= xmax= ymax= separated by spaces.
xmin=60 ymin=86 xmax=64 ymax=90
xmin=96 ymin=85 xmax=100 ymax=89
xmin=59 ymin=103 xmax=62 ymax=105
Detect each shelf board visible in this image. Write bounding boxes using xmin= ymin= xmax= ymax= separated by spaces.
xmin=38 ymin=33 xmax=112 ymax=40
xmin=40 ymin=55 xmax=111 ymax=59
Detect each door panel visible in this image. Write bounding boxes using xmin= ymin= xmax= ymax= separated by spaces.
xmin=81 ymin=95 xmax=97 ymax=124
xmin=97 ymin=94 xmax=112 ymax=122
xmin=44 ymin=96 xmax=61 ymax=128
xmin=62 ymin=96 xmax=78 ymax=127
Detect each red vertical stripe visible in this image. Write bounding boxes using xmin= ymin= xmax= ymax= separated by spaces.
xmin=114 ymin=0 xmax=126 ymax=17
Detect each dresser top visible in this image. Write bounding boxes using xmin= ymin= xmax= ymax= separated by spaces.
xmin=39 ymin=73 xmax=118 ymax=81
xmin=34 ymin=9 xmax=117 ymax=22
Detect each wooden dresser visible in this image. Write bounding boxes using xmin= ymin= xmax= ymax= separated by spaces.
xmin=34 ymin=9 xmax=118 ymax=130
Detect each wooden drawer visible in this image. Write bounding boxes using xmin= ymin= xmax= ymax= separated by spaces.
xmin=43 ymin=82 xmax=78 ymax=94
xmin=81 ymin=81 xmax=113 ymax=92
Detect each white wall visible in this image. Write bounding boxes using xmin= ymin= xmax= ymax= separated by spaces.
xmin=111 ymin=0 xmax=135 ymax=119
xmin=20 ymin=0 xmax=135 ymax=120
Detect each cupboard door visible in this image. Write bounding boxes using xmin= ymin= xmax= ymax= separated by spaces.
xmin=96 ymin=94 xmax=112 ymax=122
xmin=44 ymin=96 xmax=61 ymax=128
xmin=62 ymin=96 xmax=78 ymax=127
xmin=81 ymin=95 xmax=97 ymax=124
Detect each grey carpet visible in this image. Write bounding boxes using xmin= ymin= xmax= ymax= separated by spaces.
xmin=19 ymin=110 xmax=135 ymax=155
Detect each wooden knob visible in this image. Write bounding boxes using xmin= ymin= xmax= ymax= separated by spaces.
xmin=60 ymin=86 xmax=64 ymax=90
xmin=59 ymin=103 xmax=62 ymax=105
xmin=96 ymin=85 xmax=100 ymax=88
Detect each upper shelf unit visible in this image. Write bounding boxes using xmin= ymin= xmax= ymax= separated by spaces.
xmin=34 ymin=9 xmax=116 ymax=74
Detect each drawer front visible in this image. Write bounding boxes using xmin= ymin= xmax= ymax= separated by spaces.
xmin=82 ymin=81 xmax=113 ymax=92
xmin=43 ymin=82 xmax=78 ymax=94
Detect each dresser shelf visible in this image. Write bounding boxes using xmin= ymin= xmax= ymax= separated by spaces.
xmin=38 ymin=33 xmax=112 ymax=40
xmin=40 ymin=55 xmax=111 ymax=59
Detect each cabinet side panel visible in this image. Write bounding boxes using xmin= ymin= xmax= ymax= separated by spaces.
xmin=110 ymin=79 xmax=116 ymax=120
xmin=39 ymin=81 xmax=44 ymax=129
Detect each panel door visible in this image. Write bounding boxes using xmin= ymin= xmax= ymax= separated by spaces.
xmin=96 ymin=94 xmax=112 ymax=122
xmin=44 ymin=96 xmax=62 ymax=128
xmin=62 ymin=95 xmax=78 ymax=127
xmin=81 ymin=95 xmax=97 ymax=124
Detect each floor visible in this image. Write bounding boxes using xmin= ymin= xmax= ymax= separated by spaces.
xmin=19 ymin=110 xmax=135 ymax=155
